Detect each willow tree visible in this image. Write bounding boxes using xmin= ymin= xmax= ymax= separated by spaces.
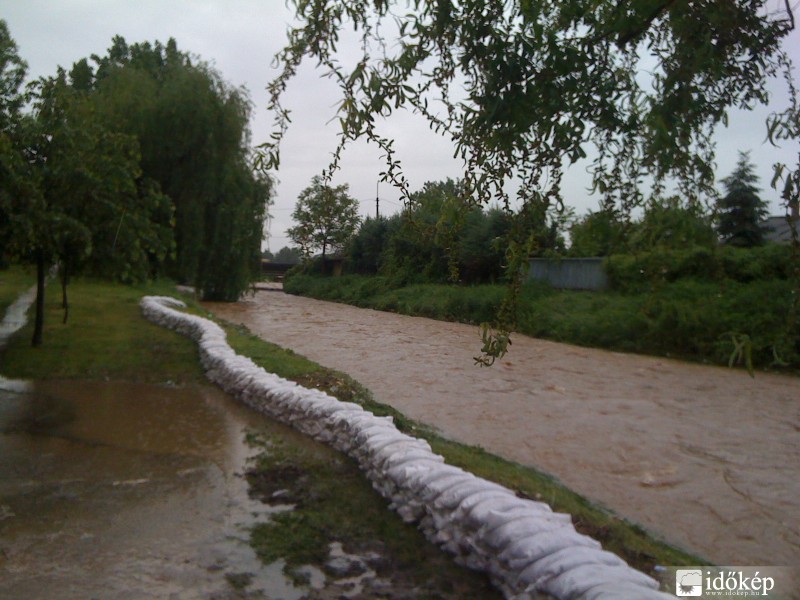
xmin=261 ymin=0 xmax=796 ymax=363
xmin=81 ymin=36 xmax=273 ymax=300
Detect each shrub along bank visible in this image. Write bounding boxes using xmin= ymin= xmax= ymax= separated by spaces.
xmin=284 ymin=250 xmax=799 ymax=371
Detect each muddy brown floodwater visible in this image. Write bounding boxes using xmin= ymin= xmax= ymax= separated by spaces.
xmin=207 ymin=289 xmax=800 ymax=567
xmin=0 ymin=378 xmax=316 ymax=600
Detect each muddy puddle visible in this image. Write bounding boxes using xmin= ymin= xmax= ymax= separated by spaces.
xmin=207 ymin=290 xmax=800 ymax=566
xmin=0 ymin=378 xmax=316 ymax=599
xmin=0 ymin=375 xmax=500 ymax=600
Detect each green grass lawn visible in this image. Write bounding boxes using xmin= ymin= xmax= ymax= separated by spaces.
xmin=0 ymin=276 xmax=206 ymax=383
xmin=0 ymin=266 xmax=36 ymax=317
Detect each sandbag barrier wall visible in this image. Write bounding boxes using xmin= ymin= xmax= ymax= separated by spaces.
xmin=141 ymin=296 xmax=671 ymax=600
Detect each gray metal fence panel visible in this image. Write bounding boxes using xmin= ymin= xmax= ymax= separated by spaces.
xmin=527 ymin=258 xmax=609 ymax=290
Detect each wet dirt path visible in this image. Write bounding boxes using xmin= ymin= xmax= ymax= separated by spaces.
xmin=0 ymin=379 xmax=304 ymax=599
xmin=207 ymin=290 xmax=800 ymax=567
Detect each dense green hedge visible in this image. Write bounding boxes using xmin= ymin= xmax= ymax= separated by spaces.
xmin=605 ymin=244 xmax=794 ymax=292
xmin=285 ymin=271 xmax=799 ymax=371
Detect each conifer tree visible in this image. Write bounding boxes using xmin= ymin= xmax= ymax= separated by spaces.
xmin=717 ymin=152 xmax=769 ymax=247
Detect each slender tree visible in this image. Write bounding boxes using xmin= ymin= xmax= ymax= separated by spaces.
xmin=288 ymin=176 xmax=360 ymax=261
xmin=0 ymin=20 xmax=25 ymax=133
xmin=0 ymin=19 xmax=28 ymax=264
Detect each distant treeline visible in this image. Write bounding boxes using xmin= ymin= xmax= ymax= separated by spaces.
xmin=334 ymin=169 xmax=784 ymax=288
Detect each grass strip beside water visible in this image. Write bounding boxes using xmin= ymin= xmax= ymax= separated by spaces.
xmin=0 ymin=276 xmax=207 ymax=383
xmin=0 ymin=275 xmax=706 ymax=582
xmin=0 ymin=266 xmax=35 ymax=317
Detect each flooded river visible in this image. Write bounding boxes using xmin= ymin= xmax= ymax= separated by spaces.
xmin=207 ymin=289 xmax=800 ymax=567
xmin=0 ymin=378 xmax=307 ymax=599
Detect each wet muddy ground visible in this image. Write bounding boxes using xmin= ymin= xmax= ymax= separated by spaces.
xmin=0 ymin=379 xmax=292 ymax=599
xmin=207 ymin=289 xmax=800 ymax=567
xmin=0 ymin=377 xmax=500 ymax=599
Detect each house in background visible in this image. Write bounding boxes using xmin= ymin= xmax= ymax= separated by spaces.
xmin=762 ymin=201 xmax=799 ymax=244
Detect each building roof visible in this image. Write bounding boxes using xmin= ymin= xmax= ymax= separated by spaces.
xmin=761 ymin=216 xmax=799 ymax=244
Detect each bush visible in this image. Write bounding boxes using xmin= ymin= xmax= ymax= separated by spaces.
xmin=605 ymin=244 xmax=794 ymax=292
xmin=346 ymin=216 xmax=398 ymax=275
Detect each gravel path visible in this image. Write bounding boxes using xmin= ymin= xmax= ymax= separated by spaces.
xmin=206 ymin=290 xmax=800 ymax=566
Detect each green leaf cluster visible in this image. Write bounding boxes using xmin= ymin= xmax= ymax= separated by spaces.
xmin=605 ymin=244 xmax=794 ymax=292
xmin=569 ymin=195 xmax=716 ymax=257
xmin=79 ymin=36 xmax=273 ymax=300
xmin=1 ymin=26 xmax=273 ymax=305
xmin=265 ymin=0 xmax=793 ymax=213
xmin=288 ymin=175 xmax=361 ymax=261
xmin=344 ymin=178 xmax=565 ymax=286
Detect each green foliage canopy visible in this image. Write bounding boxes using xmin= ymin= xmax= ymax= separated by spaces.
xmin=0 ymin=20 xmax=26 ymax=134
xmin=568 ymin=209 xmax=629 ymax=257
xmin=1 ymin=46 xmax=173 ymax=341
xmin=70 ymin=36 xmax=273 ymax=300
xmin=288 ymin=175 xmax=361 ymax=260
xmin=632 ymin=196 xmax=716 ymax=251
xmin=274 ymin=245 xmax=304 ymax=264
xmin=263 ymin=1 xmax=793 ymax=208
xmin=345 ymin=178 xmax=565 ymax=285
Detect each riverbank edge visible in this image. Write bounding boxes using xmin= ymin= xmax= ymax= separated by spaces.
xmin=142 ymin=295 xmax=682 ymax=599
xmin=282 ymin=273 xmax=799 ymax=374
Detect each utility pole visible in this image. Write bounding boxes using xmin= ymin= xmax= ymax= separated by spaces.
xmin=376 ymin=181 xmax=380 ymax=219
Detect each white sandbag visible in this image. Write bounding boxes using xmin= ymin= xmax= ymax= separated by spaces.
xmin=379 ymin=448 xmax=444 ymax=472
xmin=578 ymin=580 xmax=674 ymax=599
xmin=538 ymin=563 xmax=659 ymax=599
xmin=354 ymin=429 xmax=416 ymax=457
xmin=433 ymin=480 xmax=520 ymax=512
xmin=498 ymin=526 xmax=602 ymax=571
xmin=516 ymin=546 xmax=625 ymax=591
xmin=469 ymin=501 xmax=554 ymax=533
xmin=452 ymin=489 xmax=517 ymax=521
xmin=417 ymin=472 xmax=478 ymax=507
xmin=401 ymin=463 xmax=469 ymax=490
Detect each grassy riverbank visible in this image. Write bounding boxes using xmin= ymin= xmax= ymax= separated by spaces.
xmin=284 ymin=272 xmax=798 ymax=371
xmin=0 ymin=273 xmax=705 ymax=587
xmin=0 ymin=266 xmax=34 ymax=316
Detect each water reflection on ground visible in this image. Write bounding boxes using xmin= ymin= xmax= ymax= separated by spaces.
xmin=0 ymin=378 xmax=308 ymax=599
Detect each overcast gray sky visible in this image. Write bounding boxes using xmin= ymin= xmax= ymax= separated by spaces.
xmin=2 ymin=0 xmax=798 ymax=251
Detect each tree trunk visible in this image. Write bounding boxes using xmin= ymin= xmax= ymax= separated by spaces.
xmin=32 ymin=253 xmax=46 ymax=347
xmin=61 ymin=262 xmax=69 ymax=324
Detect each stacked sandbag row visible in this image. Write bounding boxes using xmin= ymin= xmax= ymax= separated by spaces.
xmin=140 ymin=296 xmax=671 ymax=600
